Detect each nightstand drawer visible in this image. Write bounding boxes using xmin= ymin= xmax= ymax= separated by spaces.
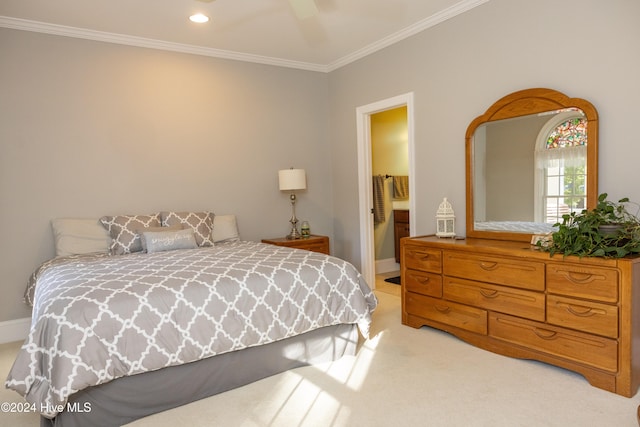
xmin=261 ymin=235 xmax=330 ymax=255
xmin=300 ymin=240 xmax=330 ymax=254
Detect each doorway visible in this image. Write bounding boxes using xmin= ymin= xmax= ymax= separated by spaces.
xmin=356 ymin=93 xmax=415 ymax=288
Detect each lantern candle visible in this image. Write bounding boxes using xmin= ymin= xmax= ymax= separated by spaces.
xmin=436 ymin=197 xmax=456 ymax=238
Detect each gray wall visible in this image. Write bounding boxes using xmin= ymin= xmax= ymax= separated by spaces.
xmin=328 ymin=0 xmax=640 ymax=266
xmin=0 ymin=29 xmax=331 ymax=322
xmin=484 ymin=115 xmax=548 ymax=221
xmin=2 ymin=0 xmax=640 ymax=324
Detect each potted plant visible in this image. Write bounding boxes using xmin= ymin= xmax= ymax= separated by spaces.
xmin=537 ymin=193 xmax=640 ymax=258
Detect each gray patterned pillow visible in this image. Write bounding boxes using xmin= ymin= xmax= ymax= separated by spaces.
xmin=137 ymin=225 xmax=183 ymax=252
xmin=160 ymin=211 xmax=214 ymax=247
xmin=100 ymin=214 xmax=161 ymax=255
xmin=141 ymin=228 xmax=198 ymax=254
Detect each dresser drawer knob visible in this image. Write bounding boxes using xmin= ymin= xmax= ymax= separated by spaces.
xmin=480 ymin=289 xmax=499 ymax=298
xmin=563 ymin=271 xmax=598 ymax=284
xmin=562 ymin=303 xmax=600 ymax=318
xmin=533 ymin=328 xmax=558 ymax=340
xmin=416 ymin=276 xmax=431 ymax=285
xmin=409 ymin=250 xmax=431 ymax=260
xmin=434 ymin=305 xmax=451 ymax=314
xmin=479 ymin=261 xmax=498 ymax=271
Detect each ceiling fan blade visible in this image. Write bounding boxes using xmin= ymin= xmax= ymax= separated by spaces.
xmin=288 ymin=0 xmax=318 ymax=20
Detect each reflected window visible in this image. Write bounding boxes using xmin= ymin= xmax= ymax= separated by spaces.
xmin=546 ymin=117 xmax=587 ymax=149
xmin=534 ymin=111 xmax=588 ymax=224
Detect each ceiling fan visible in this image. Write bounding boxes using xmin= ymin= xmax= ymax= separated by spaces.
xmin=288 ymin=0 xmax=319 ymax=19
xmin=195 ymin=0 xmax=319 ymax=20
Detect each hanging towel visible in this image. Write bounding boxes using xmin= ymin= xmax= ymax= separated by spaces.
xmin=393 ymin=176 xmax=409 ymax=200
xmin=373 ymin=175 xmax=386 ymax=224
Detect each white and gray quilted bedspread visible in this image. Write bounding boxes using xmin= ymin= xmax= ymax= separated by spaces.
xmin=6 ymin=241 xmax=377 ymax=418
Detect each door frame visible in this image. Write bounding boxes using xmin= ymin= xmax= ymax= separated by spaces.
xmin=356 ymin=92 xmax=416 ymax=287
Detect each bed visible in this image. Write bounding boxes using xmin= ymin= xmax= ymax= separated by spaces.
xmin=5 ymin=212 xmax=377 ymax=427
xmin=474 ymin=220 xmax=557 ymax=234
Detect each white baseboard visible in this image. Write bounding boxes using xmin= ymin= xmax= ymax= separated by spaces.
xmin=375 ymin=257 xmax=400 ymax=274
xmin=0 ymin=317 xmax=30 ymax=344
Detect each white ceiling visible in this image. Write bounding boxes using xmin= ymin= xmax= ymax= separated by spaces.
xmin=0 ymin=0 xmax=489 ymax=72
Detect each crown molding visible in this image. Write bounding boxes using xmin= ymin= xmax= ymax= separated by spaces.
xmin=0 ymin=16 xmax=329 ymax=72
xmin=326 ymin=0 xmax=490 ymax=71
xmin=0 ymin=0 xmax=489 ymax=74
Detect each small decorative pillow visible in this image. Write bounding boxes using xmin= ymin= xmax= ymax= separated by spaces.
xmin=141 ymin=228 xmax=198 ymax=254
xmin=100 ymin=214 xmax=161 ymax=255
xmin=137 ymin=225 xmax=183 ymax=252
xmin=161 ymin=211 xmax=214 ymax=247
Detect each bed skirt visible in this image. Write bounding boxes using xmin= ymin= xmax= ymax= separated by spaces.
xmin=41 ymin=323 xmax=359 ymax=427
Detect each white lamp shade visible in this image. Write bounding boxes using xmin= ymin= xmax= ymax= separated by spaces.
xmin=279 ymin=169 xmax=307 ymax=191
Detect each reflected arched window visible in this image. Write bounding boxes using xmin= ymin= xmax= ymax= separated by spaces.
xmin=546 ymin=117 xmax=587 ymax=149
xmin=534 ymin=110 xmax=588 ymax=225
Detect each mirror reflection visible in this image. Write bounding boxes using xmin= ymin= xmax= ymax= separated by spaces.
xmin=473 ymin=108 xmax=587 ymax=234
xmin=465 ymin=88 xmax=598 ymax=242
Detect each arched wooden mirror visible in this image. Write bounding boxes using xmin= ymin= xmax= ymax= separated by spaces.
xmin=466 ymin=88 xmax=598 ymax=242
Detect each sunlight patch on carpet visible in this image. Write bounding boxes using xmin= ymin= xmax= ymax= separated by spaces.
xmin=315 ymin=330 xmax=383 ymax=392
xmin=244 ymin=332 xmax=386 ymax=426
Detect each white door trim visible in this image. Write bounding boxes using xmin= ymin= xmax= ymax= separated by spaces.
xmin=356 ymin=92 xmax=416 ymax=287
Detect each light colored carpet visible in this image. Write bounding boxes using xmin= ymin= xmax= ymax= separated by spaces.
xmin=2 ymin=290 xmax=640 ymax=427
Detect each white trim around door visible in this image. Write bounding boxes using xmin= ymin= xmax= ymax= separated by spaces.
xmin=356 ymin=92 xmax=416 ymax=287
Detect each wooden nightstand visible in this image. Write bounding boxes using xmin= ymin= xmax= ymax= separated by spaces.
xmin=261 ymin=235 xmax=330 ymax=255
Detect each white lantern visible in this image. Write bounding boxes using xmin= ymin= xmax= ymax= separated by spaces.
xmin=436 ymin=197 xmax=456 ymax=238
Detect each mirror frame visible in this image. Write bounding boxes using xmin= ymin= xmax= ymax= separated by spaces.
xmin=465 ymin=88 xmax=599 ymax=242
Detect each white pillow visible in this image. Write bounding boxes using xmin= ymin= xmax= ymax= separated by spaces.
xmin=212 ymin=214 xmax=240 ymax=243
xmin=51 ymin=218 xmax=111 ymax=257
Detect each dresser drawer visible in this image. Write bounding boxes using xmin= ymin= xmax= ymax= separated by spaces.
xmin=547 ymin=264 xmax=618 ymax=303
xmin=404 ymin=269 xmax=442 ymax=298
xmin=490 ymin=313 xmax=618 ymax=372
xmin=443 ymin=252 xmax=544 ymax=291
xmin=405 ymin=292 xmax=487 ymax=334
xmin=403 ymin=245 xmax=442 ymax=273
xmin=443 ymin=277 xmax=545 ymax=321
xmin=547 ymin=294 xmax=618 ymax=338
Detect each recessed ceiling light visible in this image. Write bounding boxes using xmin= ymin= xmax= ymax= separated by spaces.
xmin=189 ymin=13 xmax=209 ymax=23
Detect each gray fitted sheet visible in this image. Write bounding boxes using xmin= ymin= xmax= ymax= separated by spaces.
xmin=41 ymin=323 xmax=359 ymax=427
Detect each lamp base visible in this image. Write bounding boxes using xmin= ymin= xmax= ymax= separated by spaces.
xmin=285 ymin=192 xmax=302 ymax=239
xmin=286 ymin=229 xmax=302 ymax=240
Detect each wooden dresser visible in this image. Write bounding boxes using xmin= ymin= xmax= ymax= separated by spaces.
xmin=401 ymin=235 xmax=640 ymax=397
